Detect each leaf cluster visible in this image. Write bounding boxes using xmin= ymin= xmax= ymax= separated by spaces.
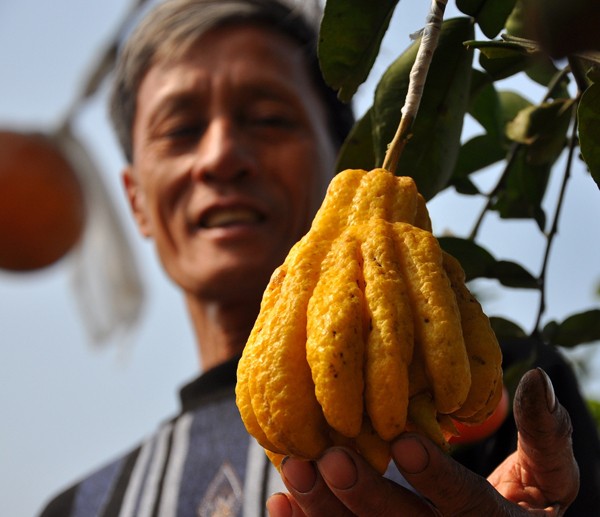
xmin=318 ymin=0 xmax=600 ymax=351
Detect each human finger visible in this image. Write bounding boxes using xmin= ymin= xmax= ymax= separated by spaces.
xmin=278 ymin=455 xmax=353 ymax=516
xmin=391 ymin=434 xmax=522 ymax=515
xmin=278 ymin=447 xmax=436 ymax=516
xmin=490 ymin=368 xmax=579 ymax=511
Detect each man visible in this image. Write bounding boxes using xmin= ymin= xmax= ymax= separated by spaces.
xmin=39 ymin=0 xmax=594 ymax=515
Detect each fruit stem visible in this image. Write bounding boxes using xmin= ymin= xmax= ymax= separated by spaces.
xmin=382 ymin=0 xmax=448 ymax=174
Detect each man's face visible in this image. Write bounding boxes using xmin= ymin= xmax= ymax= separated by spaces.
xmin=124 ymin=24 xmax=337 ymax=301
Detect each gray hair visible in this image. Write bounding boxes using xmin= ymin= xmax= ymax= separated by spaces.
xmin=109 ymin=0 xmax=354 ymax=163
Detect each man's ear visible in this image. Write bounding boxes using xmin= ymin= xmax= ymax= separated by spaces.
xmin=122 ymin=166 xmax=152 ymax=238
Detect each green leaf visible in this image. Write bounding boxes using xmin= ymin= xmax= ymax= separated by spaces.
xmin=492 ymin=146 xmax=550 ymax=230
xmin=492 ymin=260 xmax=538 ymax=288
xmin=450 ymin=134 xmax=506 ymax=189
xmin=334 ymin=108 xmax=376 ymax=172
xmin=542 ymin=309 xmax=600 ymax=347
xmin=438 ymin=237 xmax=536 ymax=287
xmin=438 ymin=237 xmax=496 ymax=280
xmin=505 ymin=98 xmax=575 ymax=165
xmin=318 ymin=0 xmax=399 ymax=102
xmin=477 ymin=0 xmax=518 ymax=38
xmin=456 ymin=0 xmax=486 ymax=16
xmin=489 ymin=316 xmax=528 ymax=340
xmin=476 ymin=42 xmax=531 ymax=80
xmin=469 ymin=72 xmax=503 ymax=138
xmin=578 ymin=82 xmax=600 ymax=188
xmin=457 ymin=0 xmax=517 ymax=38
xmin=372 ymin=17 xmax=475 ymax=199
xmin=498 ymin=90 xmax=532 ymax=124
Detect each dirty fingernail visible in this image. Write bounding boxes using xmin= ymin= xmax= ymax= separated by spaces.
xmin=391 ymin=435 xmax=430 ymax=474
xmin=281 ymin=457 xmax=317 ymax=493
xmin=537 ymin=367 xmax=557 ymax=413
xmin=318 ymin=448 xmax=358 ymax=490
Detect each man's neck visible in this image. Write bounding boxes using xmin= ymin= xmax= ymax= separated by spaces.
xmin=184 ymin=294 xmax=260 ymax=371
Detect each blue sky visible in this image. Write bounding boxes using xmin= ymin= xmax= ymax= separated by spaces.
xmin=1 ymin=1 xmax=598 ymax=516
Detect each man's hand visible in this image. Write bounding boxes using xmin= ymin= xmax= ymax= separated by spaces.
xmin=266 ymin=368 xmax=579 ymax=516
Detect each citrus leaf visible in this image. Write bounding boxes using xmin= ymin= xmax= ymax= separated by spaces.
xmin=438 ymin=237 xmax=495 ymax=281
xmin=439 ymin=236 xmax=537 ymax=287
xmin=469 ymin=72 xmax=503 ymax=138
xmin=492 ymin=146 xmax=550 ymax=230
xmin=335 ymin=108 xmax=376 ymax=173
xmin=451 ymin=134 xmax=506 ymax=189
xmin=492 ymin=260 xmax=538 ymax=288
xmin=542 ymin=309 xmax=600 ymax=347
xmin=578 ymin=82 xmax=600 ymax=188
xmin=505 ymin=98 xmax=575 ymax=165
xmin=498 ymin=90 xmax=532 ymax=124
xmin=457 ymin=0 xmax=517 ymax=38
xmin=476 ymin=0 xmax=518 ymax=39
xmin=372 ymin=17 xmax=475 ymax=200
xmin=456 ymin=0 xmax=486 ymax=16
xmin=318 ymin=0 xmax=399 ymax=102
xmin=489 ymin=316 xmax=528 ymax=340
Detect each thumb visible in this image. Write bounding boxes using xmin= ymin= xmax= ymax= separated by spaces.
xmin=512 ymin=368 xmax=579 ymax=504
xmin=391 ymin=434 xmax=511 ymax=515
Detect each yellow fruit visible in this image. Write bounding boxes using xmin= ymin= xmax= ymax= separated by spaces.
xmin=307 ymin=231 xmax=366 ymax=438
xmin=236 ymin=168 xmax=502 ymax=472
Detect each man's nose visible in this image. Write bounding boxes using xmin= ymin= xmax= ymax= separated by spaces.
xmin=190 ymin=118 xmax=255 ymax=183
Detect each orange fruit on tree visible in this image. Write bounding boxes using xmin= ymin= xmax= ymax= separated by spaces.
xmin=0 ymin=129 xmax=86 ymax=272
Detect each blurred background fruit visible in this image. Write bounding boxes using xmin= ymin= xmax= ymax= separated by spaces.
xmin=0 ymin=129 xmax=86 ymax=272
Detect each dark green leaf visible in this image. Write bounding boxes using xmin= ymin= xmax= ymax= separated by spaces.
xmin=450 ymin=134 xmax=506 ymax=189
xmin=466 ymin=38 xmax=533 ymax=57
xmin=372 ymin=17 xmax=475 ymax=199
xmin=489 ymin=316 xmax=528 ymax=340
xmin=477 ymin=0 xmax=518 ymax=38
xmin=469 ymin=73 xmax=503 ymax=138
xmin=542 ymin=309 xmax=600 ymax=347
xmin=505 ymin=98 xmax=575 ymax=165
xmin=457 ymin=0 xmax=518 ymax=38
xmin=525 ymin=58 xmax=569 ymax=96
xmin=439 ymin=236 xmax=537 ymax=287
xmin=493 ymin=260 xmax=538 ymax=288
xmin=456 ymin=0 xmax=486 ymax=16
xmin=492 ymin=146 xmax=550 ymax=230
xmin=586 ymin=400 xmax=600 ymax=434
xmin=578 ymin=82 xmax=600 ymax=188
xmin=478 ymin=44 xmax=530 ymax=80
xmin=505 ymin=0 xmax=532 ymax=39
xmin=438 ymin=237 xmax=496 ymax=280
xmin=498 ymin=91 xmax=532 ymax=124
xmin=335 ymin=108 xmax=376 ymax=173
xmin=318 ymin=0 xmax=399 ymax=102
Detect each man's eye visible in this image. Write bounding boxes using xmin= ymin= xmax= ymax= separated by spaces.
xmin=249 ymin=115 xmax=295 ymax=129
xmin=165 ymin=125 xmax=203 ymax=139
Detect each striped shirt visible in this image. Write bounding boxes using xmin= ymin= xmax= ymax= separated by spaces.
xmin=38 ymin=358 xmax=285 ymax=517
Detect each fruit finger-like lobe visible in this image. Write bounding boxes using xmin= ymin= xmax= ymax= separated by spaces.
xmin=390 ymin=175 xmax=419 ymax=224
xmin=310 ymin=168 xmax=365 ymax=239
xmin=348 ymin=168 xmax=409 ymax=226
xmin=353 ymin=417 xmax=391 ymax=474
xmin=248 ymin=237 xmax=332 ymax=459
xmin=393 ymin=222 xmax=470 ymax=415
xmin=407 ymin=392 xmax=450 ymax=451
xmin=459 ymin=370 xmax=504 ymax=425
xmin=236 ymin=268 xmax=287 ymax=454
xmin=442 ymin=252 xmax=503 ymax=421
xmin=360 ymin=219 xmax=414 ymax=441
xmin=264 ymin=449 xmax=286 ymax=472
xmin=307 ymin=231 xmax=366 ymax=438
xmin=414 ymin=193 xmax=432 ymax=232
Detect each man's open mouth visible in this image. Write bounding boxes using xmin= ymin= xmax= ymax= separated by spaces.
xmin=199 ymin=207 xmax=264 ymax=229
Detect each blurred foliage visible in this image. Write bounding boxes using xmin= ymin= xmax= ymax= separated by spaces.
xmin=319 ymin=0 xmax=600 ymax=367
